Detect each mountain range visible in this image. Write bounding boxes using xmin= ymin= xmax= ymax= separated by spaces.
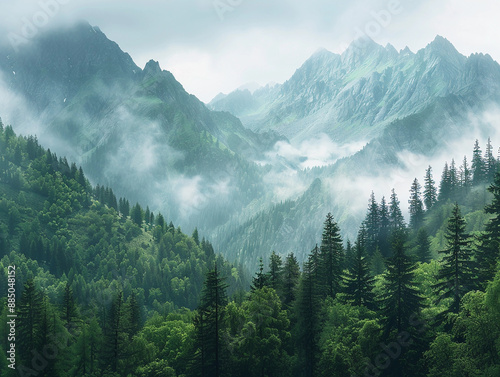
xmin=1 ymin=22 xmax=500 ymax=269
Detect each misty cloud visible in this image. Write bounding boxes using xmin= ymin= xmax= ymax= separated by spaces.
xmin=269 ymin=134 xmax=366 ymax=170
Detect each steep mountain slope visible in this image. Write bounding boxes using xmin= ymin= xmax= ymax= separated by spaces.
xmin=2 ymin=25 xmax=500 ymax=271
xmin=216 ymin=93 xmax=500 ymax=270
xmin=210 ymin=37 xmax=500 ymax=144
xmin=0 ymin=22 xmax=279 ymax=234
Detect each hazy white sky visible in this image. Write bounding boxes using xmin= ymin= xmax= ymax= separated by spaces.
xmin=1 ymin=0 xmax=499 ymax=102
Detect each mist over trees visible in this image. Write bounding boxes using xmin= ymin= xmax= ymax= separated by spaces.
xmin=0 ymin=123 xmax=500 ymax=376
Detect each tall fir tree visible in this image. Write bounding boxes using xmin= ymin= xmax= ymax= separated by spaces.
xmin=124 ymin=291 xmax=141 ymax=340
xmin=251 ymin=257 xmax=268 ymax=291
xmin=319 ymin=213 xmax=343 ymax=298
xmin=342 ymin=231 xmax=376 ymax=309
xmin=472 ymin=139 xmax=485 ymax=185
xmin=449 ymin=159 xmax=458 ymax=197
xmin=380 ymin=230 xmax=425 ymax=376
xmin=381 ymin=230 xmax=425 ymax=335
xmin=268 ymin=251 xmax=283 ymax=291
xmin=409 ymin=178 xmax=425 ymax=230
xmin=484 ymin=137 xmax=496 ymax=182
xmin=62 ymin=282 xmax=78 ymax=330
xmin=460 ymin=155 xmax=472 ymax=195
xmin=423 ymin=166 xmax=438 ymax=211
xmin=438 ymin=162 xmax=452 ymax=202
xmin=378 ymin=196 xmax=391 ymax=258
xmin=102 ymin=291 xmax=127 ymax=374
xmin=297 ymin=248 xmax=322 ymax=377
xmin=477 ymin=172 xmax=500 ymax=287
xmin=193 ymin=265 xmax=229 ymax=377
xmin=281 ymin=252 xmax=300 ymax=310
xmin=389 ymin=189 xmax=406 ymax=232
xmin=433 ymin=204 xmax=476 ymax=314
xmin=18 ymin=279 xmax=44 ymax=366
xmin=364 ymin=193 xmax=380 ymax=256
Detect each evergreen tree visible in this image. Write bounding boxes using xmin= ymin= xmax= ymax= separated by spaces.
xmin=342 ymin=232 xmax=376 ymax=309
xmin=268 ymin=251 xmax=283 ymax=291
xmin=433 ymin=204 xmax=476 ymax=314
xmin=378 ymin=196 xmax=391 ymax=258
xmin=344 ymin=239 xmax=354 ymax=270
xmin=297 ymin=249 xmax=322 ymax=377
xmin=251 ymin=257 xmax=268 ymax=291
xmin=130 ymin=203 xmax=143 ymax=226
xmin=381 ymin=230 xmax=424 ymax=335
xmin=124 ymin=291 xmax=141 ymax=340
xmin=319 ymin=213 xmax=343 ymax=298
xmin=472 ymin=139 xmax=485 ymax=184
xmin=102 ymin=291 xmax=126 ymax=373
xmin=18 ymin=279 xmax=44 ymax=365
xmin=438 ymin=162 xmax=452 ymax=202
xmin=484 ymin=137 xmax=496 ymax=182
xmin=62 ymin=282 xmax=78 ymax=330
xmin=477 ymin=172 xmax=500 ymax=286
xmin=192 ymin=227 xmax=200 ymax=245
xmin=364 ymin=193 xmax=380 ymax=256
xmin=424 ymin=165 xmax=438 ymax=210
xmin=459 ymin=155 xmax=472 ymax=195
xmin=119 ymin=198 xmax=130 ymax=217
xmin=449 ymin=159 xmax=458 ymax=197
xmin=389 ymin=189 xmax=406 ymax=232
xmin=193 ymin=265 xmax=228 ymax=377
xmin=408 ymin=178 xmax=424 ymax=230
xmin=281 ymin=252 xmax=300 ymax=309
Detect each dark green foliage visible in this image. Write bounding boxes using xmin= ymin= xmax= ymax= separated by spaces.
xmin=438 ymin=162 xmax=452 ymax=202
xmin=380 ymin=231 xmax=424 ymax=335
xmin=342 ymin=233 xmax=376 ymax=309
xmin=409 ymin=178 xmax=424 ymax=230
xmin=389 ymin=188 xmax=406 ymax=232
xmin=424 ymin=165 xmax=438 ymax=210
xmin=102 ymin=291 xmax=127 ymax=373
xmin=230 ymin=287 xmax=292 ymax=377
xmin=62 ymin=282 xmax=78 ymax=329
xmin=433 ymin=204 xmax=476 ymax=314
xmin=17 ymin=279 xmax=44 ymax=365
xmin=472 ymin=139 xmax=485 ymax=185
xmin=296 ymin=249 xmax=322 ymax=377
xmin=125 ymin=291 xmax=141 ymax=339
xmin=484 ymin=137 xmax=496 ymax=182
xmin=268 ymin=250 xmax=283 ymax=291
xmin=281 ymin=252 xmax=300 ymax=309
xmin=0 ymin=123 xmax=499 ymax=377
xmin=251 ymin=257 xmax=268 ymax=291
xmin=364 ymin=193 xmax=380 ymax=256
xmin=378 ymin=196 xmax=391 ymax=258
xmin=477 ymin=171 xmax=500 ymax=286
xmin=379 ymin=231 xmax=426 ymax=377
xmin=130 ymin=202 xmax=144 ymax=226
xmin=319 ymin=213 xmax=343 ymax=298
xmin=119 ymin=197 xmax=130 ymax=217
xmin=192 ymin=265 xmax=228 ymax=377
xmin=192 ymin=227 xmax=199 ymax=245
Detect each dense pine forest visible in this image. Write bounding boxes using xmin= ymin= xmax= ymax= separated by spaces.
xmin=0 ymin=119 xmax=499 ymax=377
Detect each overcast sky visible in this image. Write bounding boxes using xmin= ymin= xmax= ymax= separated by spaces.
xmin=1 ymin=0 xmax=499 ymax=102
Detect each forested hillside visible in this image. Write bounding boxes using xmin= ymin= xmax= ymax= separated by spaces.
xmin=0 ymin=117 xmax=499 ymax=376
xmin=0 ymin=120 xmax=248 ymax=376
